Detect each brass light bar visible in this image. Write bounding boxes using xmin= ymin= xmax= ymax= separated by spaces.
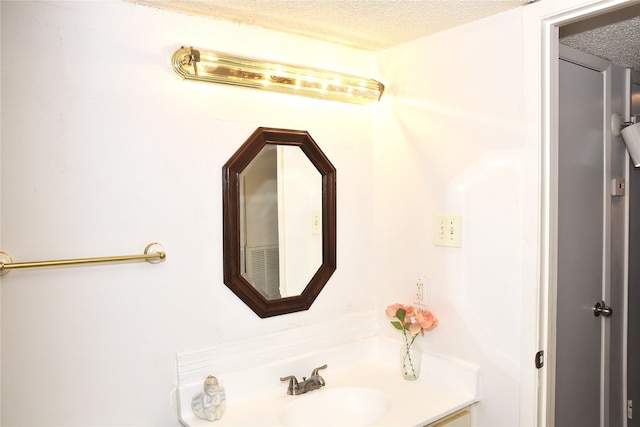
xmin=171 ymin=46 xmax=384 ymax=104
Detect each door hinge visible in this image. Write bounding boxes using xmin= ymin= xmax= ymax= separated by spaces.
xmin=535 ymin=350 xmax=544 ymax=369
xmin=629 ymin=400 xmax=633 ymax=420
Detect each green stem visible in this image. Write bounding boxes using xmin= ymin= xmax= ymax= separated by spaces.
xmin=402 ymin=331 xmax=418 ymax=378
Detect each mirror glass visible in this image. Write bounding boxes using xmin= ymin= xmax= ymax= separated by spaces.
xmin=223 ymin=127 xmax=336 ymax=318
xmin=239 ymin=145 xmax=322 ymax=299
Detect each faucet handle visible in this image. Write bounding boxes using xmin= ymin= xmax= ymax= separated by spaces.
xmin=310 ymin=364 xmax=328 ymax=376
xmin=280 ymin=375 xmax=299 ymax=395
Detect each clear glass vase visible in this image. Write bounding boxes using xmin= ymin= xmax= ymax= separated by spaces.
xmin=400 ymin=336 xmax=422 ymax=380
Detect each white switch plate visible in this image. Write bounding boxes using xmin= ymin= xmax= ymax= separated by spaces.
xmin=434 ymin=214 xmax=461 ymax=247
xmin=311 ymin=211 xmax=321 ymax=235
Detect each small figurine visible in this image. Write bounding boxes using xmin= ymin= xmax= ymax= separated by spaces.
xmin=191 ymin=375 xmax=226 ymax=421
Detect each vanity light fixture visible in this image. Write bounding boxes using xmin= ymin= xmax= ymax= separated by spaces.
xmin=613 ymin=113 xmax=640 ymax=167
xmin=171 ymin=46 xmax=384 ymax=104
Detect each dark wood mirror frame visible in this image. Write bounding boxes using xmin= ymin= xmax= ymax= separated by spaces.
xmin=222 ymin=127 xmax=336 ymax=318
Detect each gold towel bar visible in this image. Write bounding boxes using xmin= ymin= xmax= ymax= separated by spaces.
xmin=0 ymin=242 xmax=165 ymax=275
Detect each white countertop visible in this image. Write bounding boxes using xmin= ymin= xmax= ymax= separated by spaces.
xmin=177 ymin=336 xmax=479 ymax=427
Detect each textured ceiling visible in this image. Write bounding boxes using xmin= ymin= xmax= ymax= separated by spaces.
xmin=559 ymin=3 xmax=640 ymax=71
xmin=127 ymin=0 xmax=640 ymax=70
xmin=126 ymin=0 xmax=528 ymax=50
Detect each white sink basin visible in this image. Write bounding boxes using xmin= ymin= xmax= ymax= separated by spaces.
xmin=280 ymin=386 xmax=390 ymax=427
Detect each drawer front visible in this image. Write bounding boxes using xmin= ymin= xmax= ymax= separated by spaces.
xmin=423 ymin=407 xmax=471 ymax=427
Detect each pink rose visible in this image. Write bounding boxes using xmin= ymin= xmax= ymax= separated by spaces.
xmin=386 ymin=303 xmax=439 ymax=336
xmin=415 ymin=308 xmax=439 ymax=335
xmin=404 ymin=305 xmax=417 ymax=320
xmin=385 ymin=303 xmax=403 ymax=318
xmin=408 ymin=322 xmax=422 ymax=336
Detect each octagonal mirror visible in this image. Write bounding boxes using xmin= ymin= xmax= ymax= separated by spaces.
xmin=223 ymin=127 xmax=336 ymax=317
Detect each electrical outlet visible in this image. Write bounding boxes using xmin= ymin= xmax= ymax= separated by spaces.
xmin=415 ymin=277 xmax=426 ymax=305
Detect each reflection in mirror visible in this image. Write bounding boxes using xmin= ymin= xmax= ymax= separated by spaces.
xmin=240 ymin=145 xmax=322 ymax=299
xmin=223 ymin=127 xmax=336 ymax=318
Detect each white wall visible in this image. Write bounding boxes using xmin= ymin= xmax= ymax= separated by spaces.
xmin=3 ymin=0 xmax=625 ymax=426
xmin=0 ymin=1 xmax=377 ymax=425
xmin=374 ymin=9 xmax=527 ymax=425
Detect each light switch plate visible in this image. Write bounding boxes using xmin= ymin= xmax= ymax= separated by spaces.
xmin=434 ymin=214 xmax=461 ymax=247
xmin=311 ymin=211 xmax=321 ymax=235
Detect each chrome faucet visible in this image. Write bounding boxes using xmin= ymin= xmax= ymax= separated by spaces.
xmin=280 ymin=364 xmax=327 ymax=395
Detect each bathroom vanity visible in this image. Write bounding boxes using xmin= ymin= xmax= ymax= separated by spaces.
xmin=176 ymin=332 xmax=479 ymax=427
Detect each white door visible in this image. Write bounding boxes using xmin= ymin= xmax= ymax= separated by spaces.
xmin=556 ymin=52 xmax=611 ymax=426
xmin=628 ymin=70 xmax=640 ymax=427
